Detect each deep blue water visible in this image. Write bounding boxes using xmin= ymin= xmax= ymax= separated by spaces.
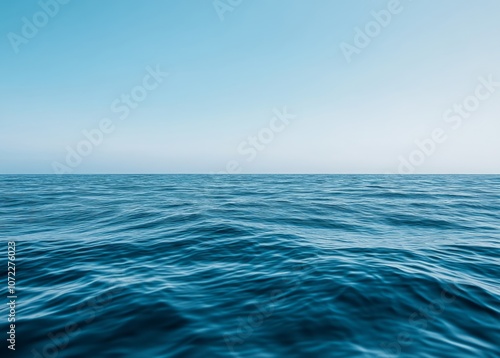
xmin=1 ymin=175 xmax=499 ymax=357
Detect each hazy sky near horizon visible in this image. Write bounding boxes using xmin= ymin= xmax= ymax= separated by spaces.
xmin=1 ymin=0 xmax=499 ymax=174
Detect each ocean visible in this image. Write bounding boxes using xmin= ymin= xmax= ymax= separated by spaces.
xmin=1 ymin=175 xmax=499 ymax=357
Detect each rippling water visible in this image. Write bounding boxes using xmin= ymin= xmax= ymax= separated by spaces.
xmin=1 ymin=175 xmax=499 ymax=357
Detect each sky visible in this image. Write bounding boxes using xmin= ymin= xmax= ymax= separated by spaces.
xmin=1 ymin=0 xmax=499 ymax=174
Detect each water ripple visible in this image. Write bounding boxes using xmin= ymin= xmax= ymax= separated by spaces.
xmin=0 ymin=175 xmax=499 ymax=357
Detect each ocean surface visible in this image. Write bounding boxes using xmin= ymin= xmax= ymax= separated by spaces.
xmin=1 ymin=175 xmax=499 ymax=358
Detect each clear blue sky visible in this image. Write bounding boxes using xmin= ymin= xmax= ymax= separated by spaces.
xmin=1 ymin=0 xmax=499 ymax=173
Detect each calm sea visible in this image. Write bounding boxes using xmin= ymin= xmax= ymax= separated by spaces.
xmin=1 ymin=175 xmax=499 ymax=357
